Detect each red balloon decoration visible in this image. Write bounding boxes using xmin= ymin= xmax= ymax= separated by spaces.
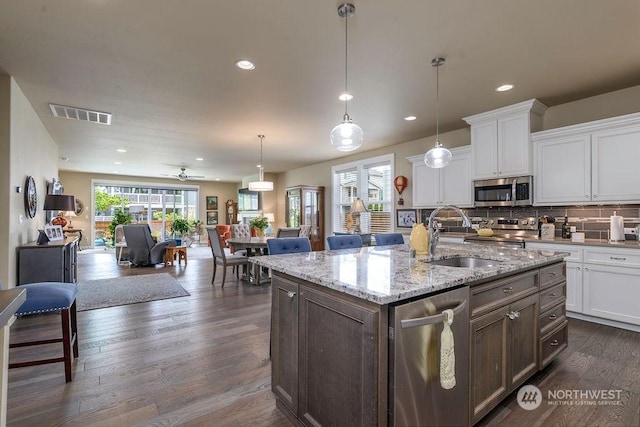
xmin=394 ymin=176 xmax=408 ymax=195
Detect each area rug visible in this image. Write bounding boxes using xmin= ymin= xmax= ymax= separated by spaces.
xmin=76 ymin=273 xmax=190 ymax=311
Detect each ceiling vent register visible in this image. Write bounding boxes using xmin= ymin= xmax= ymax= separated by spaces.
xmin=49 ymin=103 xmax=112 ymax=125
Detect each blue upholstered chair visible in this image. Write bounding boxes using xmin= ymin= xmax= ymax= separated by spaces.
xmin=267 ymin=237 xmax=312 ymax=255
xmin=374 ymin=233 xmax=405 ymax=246
xmin=326 ymin=234 xmax=363 ymax=250
xmin=9 ymin=282 xmax=79 ymax=382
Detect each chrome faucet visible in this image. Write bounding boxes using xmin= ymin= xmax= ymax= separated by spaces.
xmin=428 ymin=205 xmax=472 ymax=256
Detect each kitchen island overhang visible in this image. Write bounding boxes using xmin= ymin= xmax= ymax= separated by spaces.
xmin=251 ymin=243 xmax=568 ymax=304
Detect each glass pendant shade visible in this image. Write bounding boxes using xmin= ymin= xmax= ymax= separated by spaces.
xmin=330 ymin=114 xmax=363 ymax=152
xmin=331 ymin=3 xmax=363 ymax=152
xmin=424 ymin=141 xmax=452 ymax=168
xmin=424 ymin=57 xmax=452 ymax=169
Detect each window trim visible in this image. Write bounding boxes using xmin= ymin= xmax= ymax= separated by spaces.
xmin=331 ymin=153 xmax=395 ymax=234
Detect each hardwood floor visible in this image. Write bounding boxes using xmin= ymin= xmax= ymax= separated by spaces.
xmin=7 ymin=248 xmax=640 ymax=426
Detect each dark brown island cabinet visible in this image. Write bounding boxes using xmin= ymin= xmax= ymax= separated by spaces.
xmin=271 ymin=261 xmax=567 ymax=426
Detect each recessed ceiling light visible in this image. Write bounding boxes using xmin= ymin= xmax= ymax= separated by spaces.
xmin=215 ymin=178 xmax=220 ymax=181
xmin=339 ymin=93 xmax=353 ymax=101
xmin=404 ymin=116 xmax=417 ymax=121
xmin=116 ymin=148 xmax=127 ymax=153
xmin=235 ymin=59 xmax=255 ymax=70
xmin=114 ymin=161 xmax=122 ymax=165
xmin=496 ymin=84 xmax=514 ymax=92
xmin=195 ymin=157 xmax=203 ymax=161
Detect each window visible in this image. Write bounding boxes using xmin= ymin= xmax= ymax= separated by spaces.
xmin=93 ymin=180 xmax=199 ymax=243
xmin=332 ymin=154 xmax=394 ymax=234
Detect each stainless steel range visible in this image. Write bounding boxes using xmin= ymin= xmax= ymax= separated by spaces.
xmin=463 ymin=216 xmax=539 ymax=248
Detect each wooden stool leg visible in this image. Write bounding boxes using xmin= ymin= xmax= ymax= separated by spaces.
xmin=61 ymin=308 xmax=73 ymax=382
xmin=70 ymin=300 xmax=79 ymax=358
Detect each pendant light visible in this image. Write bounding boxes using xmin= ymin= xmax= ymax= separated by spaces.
xmin=248 ymin=135 xmax=274 ymax=191
xmin=330 ymin=3 xmax=363 ymax=152
xmin=424 ymin=57 xmax=452 ymax=168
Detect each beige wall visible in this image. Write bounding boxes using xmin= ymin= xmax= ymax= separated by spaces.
xmin=59 ymin=171 xmax=242 ymax=247
xmin=1 ymin=76 xmax=59 ymax=288
xmin=543 ymin=84 xmax=640 ymax=130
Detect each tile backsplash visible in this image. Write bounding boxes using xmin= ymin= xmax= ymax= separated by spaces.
xmin=418 ymin=204 xmax=640 ymax=240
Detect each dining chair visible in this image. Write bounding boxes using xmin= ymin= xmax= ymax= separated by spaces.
xmin=276 ymin=228 xmax=301 ymax=238
xmin=374 ymin=233 xmax=405 ymax=246
xmin=230 ymin=224 xmax=251 ymax=254
xmin=267 ymin=237 xmax=312 ymax=255
xmin=298 ymin=224 xmax=312 ymax=238
xmin=326 ymin=234 xmax=363 ymax=250
xmin=207 ymin=227 xmax=250 ymax=287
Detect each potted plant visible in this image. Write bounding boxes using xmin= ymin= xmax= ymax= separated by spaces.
xmin=249 ymin=216 xmax=270 ymax=237
xmin=170 ymin=217 xmax=190 ymax=246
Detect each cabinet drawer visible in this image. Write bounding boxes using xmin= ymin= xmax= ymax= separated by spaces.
xmin=540 ymin=321 xmax=568 ymax=369
xmin=539 ymin=263 xmax=565 ymax=290
xmin=471 ymin=270 xmax=538 ymax=317
xmin=584 ymin=248 xmax=640 ymax=268
xmin=539 ymin=282 xmax=566 ymax=312
xmin=539 ymin=301 xmax=566 ymax=336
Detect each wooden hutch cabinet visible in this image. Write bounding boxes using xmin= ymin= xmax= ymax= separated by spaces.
xmin=285 ymin=185 xmax=324 ymax=251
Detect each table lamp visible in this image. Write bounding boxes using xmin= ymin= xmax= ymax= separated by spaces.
xmin=44 ymin=194 xmax=76 ymax=227
xmin=350 ymin=198 xmax=368 ymax=234
xmin=65 ymin=210 xmax=77 ymax=228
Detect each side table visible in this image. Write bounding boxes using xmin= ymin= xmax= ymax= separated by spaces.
xmin=165 ymin=246 xmax=188 ymax=266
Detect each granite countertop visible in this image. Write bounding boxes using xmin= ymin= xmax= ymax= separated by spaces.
xmin=251 ymin=243 xmax=566 ymax=305
xmin=441 ymin=232 xmax=640 ymax=249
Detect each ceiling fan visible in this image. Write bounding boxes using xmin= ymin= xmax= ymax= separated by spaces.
xmin=161 ymin=167 xmax=205 ymax=181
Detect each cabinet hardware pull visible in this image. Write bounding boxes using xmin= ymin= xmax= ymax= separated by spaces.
xmin=503 ymin=287 xmax=514 ymax=293
xmin=550 ymin=340 xmax=559 ymax=346
xmin=287 ymin=291 xmax=296 ymax=298
xmin=549 ymin=314 xmax=557 ymax=320
xmin=548 ymin=293 xmax=558 ymax=298
xmin=400 ymin=300 xmax=467 ymax=329
xmin=610 ymin=257 xmax=626 ymax=261
xmin=548 ymin=272 xmax=556 ymax=277
xmin=506 ymin=311 xmax=520 ymax=320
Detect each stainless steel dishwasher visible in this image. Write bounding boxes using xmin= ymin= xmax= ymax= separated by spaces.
xmin=389 ymin=285 xmax=470 ymax=427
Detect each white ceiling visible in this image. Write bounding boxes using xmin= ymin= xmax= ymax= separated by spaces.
xmin=1 ymin=0 xmax=639 ymax=182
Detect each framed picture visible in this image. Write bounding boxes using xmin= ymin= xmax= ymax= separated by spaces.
xmin=44 ymin=224 xmax=64 ymax=241
xmin=206 ymin=196 xmax=218 ymax=211
xmin=396 ymin=209 xmax=417 ymax=228
xmin=206 ymin=211 xmax=218 ymax=225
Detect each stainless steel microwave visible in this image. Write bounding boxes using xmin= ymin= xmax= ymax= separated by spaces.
xmin=473 ymin=176 xmax=533 ymax=207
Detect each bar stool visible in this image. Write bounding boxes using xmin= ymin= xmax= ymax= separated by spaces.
xmin=9 ymin=282 xmax=79 ymax=382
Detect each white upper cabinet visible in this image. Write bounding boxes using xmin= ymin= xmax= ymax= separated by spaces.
xmin=464 ymin=99 xmax=548 ymax=180
xmin=533 ymin=112 xmax=640 ymax=205
xmin=408 ymin=146 xmax=473 ymax=208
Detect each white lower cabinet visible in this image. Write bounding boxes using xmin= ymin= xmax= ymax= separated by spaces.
xmin=583 ymin=263 xmax=640 ymax=325
xmin=527 ymin=242 xmax=640 ymax=328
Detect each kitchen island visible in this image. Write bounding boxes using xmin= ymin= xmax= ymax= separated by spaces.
xmin=251 ymin=243 xmax=568 ymax=426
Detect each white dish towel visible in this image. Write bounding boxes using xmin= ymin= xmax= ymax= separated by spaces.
xmin=440 ymin=309 xmax=456 ymax=389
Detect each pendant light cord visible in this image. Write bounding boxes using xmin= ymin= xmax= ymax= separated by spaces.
xmin=258 ymin=134 xmax=265 ymax=181
xmin=435 ymin=60 xmax=440 ymax=142
xmin=344 ymin=6 xmax=349 ymax=118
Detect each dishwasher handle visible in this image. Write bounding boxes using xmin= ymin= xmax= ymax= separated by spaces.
xmin=400 ymin=300 xmax=467 ymax=329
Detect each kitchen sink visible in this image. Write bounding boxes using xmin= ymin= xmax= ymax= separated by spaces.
xmin=427 ymin=257 xmax=501 ymax=268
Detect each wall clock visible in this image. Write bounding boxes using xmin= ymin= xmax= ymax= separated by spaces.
xmin=24 ymin=176 xmax=37 ymax=218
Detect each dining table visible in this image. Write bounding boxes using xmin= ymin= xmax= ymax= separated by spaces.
xmin=226 ymin=236 xmax=271 ymax=285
